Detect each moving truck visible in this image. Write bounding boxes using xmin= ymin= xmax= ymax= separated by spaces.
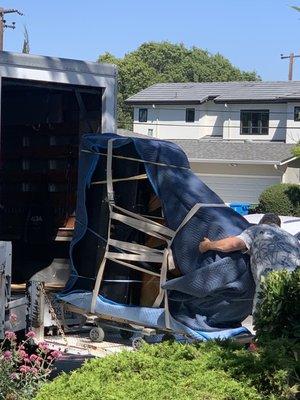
xmin=0 ymin=51 xmax=117 ymax=338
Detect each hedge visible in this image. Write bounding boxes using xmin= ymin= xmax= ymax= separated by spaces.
xmin=254 ymin=269 xmax=300 ymax=342
xmin=35 ymin=339 xmax=299 ymax=400
xmin=257 ymin=183 xmax=300 ymax=216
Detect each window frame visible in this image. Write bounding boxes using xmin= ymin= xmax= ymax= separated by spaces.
xmin=240 ymin=109 xmax=269 ymax=135
xmin=185 ymin=108 xmax=195 ymax=123
xmin=294 ymin=106 xmax=300 ymax=122
xmin=138 ymin=108 xmax=148 ymax=123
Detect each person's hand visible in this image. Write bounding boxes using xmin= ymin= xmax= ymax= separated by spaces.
xmin=199 ymin=237 xmax=211 ymax=253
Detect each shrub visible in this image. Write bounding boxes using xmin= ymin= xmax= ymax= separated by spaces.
xmin=0 ymin=328 xmax=61 ymax=400
xmin=36 ymin=340 xmax=299 ymax=400
xmin=257 ymin=183 xmax=300 ymax=216
xmin=292 ymin=143 xmax=300 ymax=157
xmin=254 ymin=269 xmax=300 ymax=343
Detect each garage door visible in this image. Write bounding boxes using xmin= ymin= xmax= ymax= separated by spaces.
xmin=197 ymin=174 xmax=281 ymax=204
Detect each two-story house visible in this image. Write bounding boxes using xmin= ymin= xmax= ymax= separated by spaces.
xmin=126 ymin=82 xmax=300 ymax=203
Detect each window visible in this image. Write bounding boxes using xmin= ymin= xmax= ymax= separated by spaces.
xmin=138 ymin=108 xmax=148 ymax=122
xmin=294 ymin=107 xmax=300 ymax=121
xmin=240 ymin=110 xmax=269 ymax=135
xmin=186 ymin=108 xmax=195 ymax=123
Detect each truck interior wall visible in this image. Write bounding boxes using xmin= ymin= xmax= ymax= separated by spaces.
xmin=0 ymin=77 xmax=103 ymax=283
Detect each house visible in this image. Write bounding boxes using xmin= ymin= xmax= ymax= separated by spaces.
xmin=126 ymin=82 xmax=300 ymax=203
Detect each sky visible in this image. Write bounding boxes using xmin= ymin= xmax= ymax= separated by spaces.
xmin=1 ymin=0 xmax=300 ymax=81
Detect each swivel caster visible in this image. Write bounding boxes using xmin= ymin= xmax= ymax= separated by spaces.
xmin=132 ymin=337 xmax=145 ymax=350
xmin=89 ymin=326 xmax=105 ymax=342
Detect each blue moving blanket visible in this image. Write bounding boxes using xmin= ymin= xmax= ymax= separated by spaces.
xmin=61 ymin=133 xmax=255 ymax=340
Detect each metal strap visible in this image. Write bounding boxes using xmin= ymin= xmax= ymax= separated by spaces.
xmin=170 ymin=203 xmax=229 ymax=245
xmin=91 ymin=174 xmax=147 ymax=186
xmin=113 ymin=204 xmax=173 ymax=233
xmin=106 ymin=139 xmax=114 ymax=204
xmin=106 ymin=256 xmax=160 ymax=277
xmin=106 ymin=252 xmax=163 ymax=263
xmin=108 ymin=239 xmax=164 ymax=255
xmin=82 ymin=149 xmax=190 ymax=171
xmin=111 ymin=212 xmax=172 ymax=241
xmin=91 ymin=256 xmax=107 ymax=313
xmin=152 ymin=248 xmax=169 ymax=307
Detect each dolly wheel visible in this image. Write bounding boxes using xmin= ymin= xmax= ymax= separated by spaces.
xmin=89 ymin=327 xmax=105 ymax=342
xmin=120 ymin=329 xmax=134 ymax=340
xmin=132 ymin=337 xmax=145 ymax=350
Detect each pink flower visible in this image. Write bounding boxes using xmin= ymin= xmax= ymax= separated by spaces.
xmin=38 ymin=342 xmax=49 ymax=353
xmin=34 ymin=356 xmax=44 ymax=365
xmin=249 ymin=343 xmax=258 ymax=352
xmin=19 ymin=365 xmax=31 ymax=373
xmin=3 ymin=350 xmax=12 ymax=360
xmin=4 ymin=331 xmax=16 ymax=341
xmin=25 ymin=331 xmax=36 ymax=339
xmin=9 ymin=313 xmax=18 ymax=324
xmin=50 ymin=350 xmax=62 ymax=359
xmin=29 ymin=354 xmax=38 ymax=362
xmin=18 ymin=349 xmax=28 ymax=359
xmin=30 ymin=367 xmax=38 ymax=374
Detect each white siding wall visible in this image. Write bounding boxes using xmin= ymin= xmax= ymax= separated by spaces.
xmin=286 ymin=102 xmax=300 ymax=144
xmin=133 ymin=105 xmax=205 ymax=139
xmin=282 ymin=165 xmax=300 ymax=184
xmin=132 ymin=101 xmax=300 ymax=142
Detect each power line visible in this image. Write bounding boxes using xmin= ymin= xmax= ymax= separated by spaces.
xmin=281 ymin=53 xmax=300 ymax=81
xmin=0 ymin=7 xmax=24 ymax=51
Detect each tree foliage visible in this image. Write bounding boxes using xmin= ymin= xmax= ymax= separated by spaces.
xmin=99 ymin=42 xmax=259 ymax=129
xmin=258 ymin=183 xmax=300 ymax=217
xmin=292 ymin=142 xmax=300 ymax=157
xmin=254 ymin=269 xmax=300 ymax=343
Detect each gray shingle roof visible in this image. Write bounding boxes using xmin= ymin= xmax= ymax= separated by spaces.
xmin=117 ymin=129 xmax=296 ymax=164
xmin=126 ymin=81 xmax=300 ymax=104
xmin=171 ymin=139 xmax=296 ymax=164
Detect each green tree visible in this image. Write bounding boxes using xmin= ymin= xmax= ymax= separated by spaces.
xmin=99 ymin=42 xmax=259 ymax=129
xmin=292 ymin=142 xmax=300 ymax=157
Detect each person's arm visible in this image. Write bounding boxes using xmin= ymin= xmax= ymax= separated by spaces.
xmin=199 ymin=236 xmax=247 ymax=254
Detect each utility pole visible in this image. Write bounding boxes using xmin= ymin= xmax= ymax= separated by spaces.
xmin=281 ymin=52 xmax=300 ymax=81
xmin=0 ymin=7 xmax=23 ymax=51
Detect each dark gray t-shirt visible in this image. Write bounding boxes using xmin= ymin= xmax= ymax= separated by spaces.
xmin=238 ymin=224 xmax=299 ymax=284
